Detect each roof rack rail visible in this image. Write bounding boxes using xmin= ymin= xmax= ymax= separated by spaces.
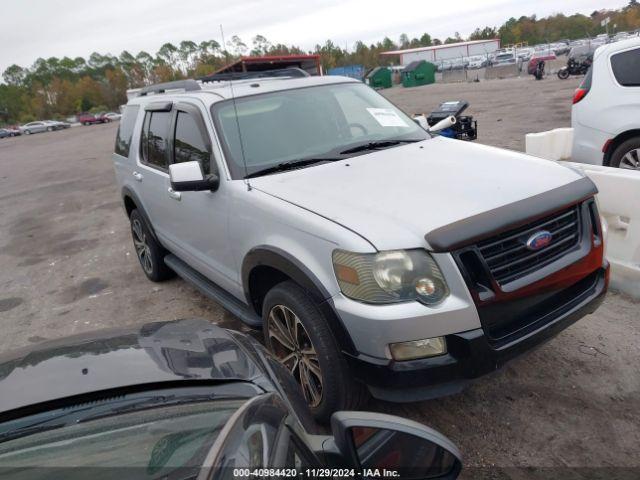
xmin=138 ymin=79 xmax=201 ymax=97
xmin=199 ymin=67 xmax=310 ymax=83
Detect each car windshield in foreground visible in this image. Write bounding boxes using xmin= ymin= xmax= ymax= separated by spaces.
xmin=0 ymin=397 xmax=246 ymax=479
xmin=212 ymin=82 xmax=429 ymax=179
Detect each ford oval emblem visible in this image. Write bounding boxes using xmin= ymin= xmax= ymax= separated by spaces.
xmin=526 ymin=230 xmax=553 ymax=251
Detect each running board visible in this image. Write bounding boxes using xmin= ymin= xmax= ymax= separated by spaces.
xmin=164 ymin=254 xmax=262 ymax=328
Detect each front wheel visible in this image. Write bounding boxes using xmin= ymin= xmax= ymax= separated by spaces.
xmin=610 ymin=137 xmax=640 ymax=170
xmin=263 ymin=280 xmax=367 ymax=422
xmin=24 ymin=130 xmax=31 ymax=135
xmin=557 ymin=68 xmax=570 ymax=79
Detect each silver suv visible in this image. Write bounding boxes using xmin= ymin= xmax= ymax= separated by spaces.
xmin=113 ymin=75 xmax=608 ymax=421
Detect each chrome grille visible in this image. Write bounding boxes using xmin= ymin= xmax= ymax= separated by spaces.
xmin=477 ymin=205 xmax=581 ymax=285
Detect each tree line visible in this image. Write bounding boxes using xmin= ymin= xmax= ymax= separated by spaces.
xmin=1 ymin=2 xmax=639 ymax=125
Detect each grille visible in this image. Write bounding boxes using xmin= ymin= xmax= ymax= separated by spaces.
xmin=477 ymin=205 xmax=581 ymax=285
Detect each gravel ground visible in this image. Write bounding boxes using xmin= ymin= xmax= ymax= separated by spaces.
xmin=0 ymin=76 xmax=638 ymax=475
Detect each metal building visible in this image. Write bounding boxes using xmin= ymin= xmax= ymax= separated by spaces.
xmin=381 ymin=39 xmax=500 ymax=65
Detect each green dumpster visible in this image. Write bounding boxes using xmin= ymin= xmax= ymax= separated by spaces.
xmin=365 ymin=67 xmax=392 ymax=89
xmin=401 ymin=60 xmax=436 ymax=87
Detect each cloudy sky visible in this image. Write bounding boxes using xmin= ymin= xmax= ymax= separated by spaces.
xmin=0 ymin=0 xmax=626 ymax=73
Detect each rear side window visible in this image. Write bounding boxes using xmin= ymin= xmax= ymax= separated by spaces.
xmin=140 ymin=111 xmax=171 ymax=170
xmin=611 ymin=48 xmax=640 ymax=86
xmin=174 ymin=112 xmax=211 ymax=174
xmin=114 ymin=105 xmax=140 ymax=157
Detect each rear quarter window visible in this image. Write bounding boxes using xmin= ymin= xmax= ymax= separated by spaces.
xmin=114 ymin=105 xmax=140 ymax=157
xmin=611 ymin=48 xmax=640 ymax=86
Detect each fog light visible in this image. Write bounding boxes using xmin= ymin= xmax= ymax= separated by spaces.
xmin=389 ymin=337 xmax=447 ymax=361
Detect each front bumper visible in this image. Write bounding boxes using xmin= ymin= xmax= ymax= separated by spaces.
xmin=345 ymin=265 xmax=608 ymax=402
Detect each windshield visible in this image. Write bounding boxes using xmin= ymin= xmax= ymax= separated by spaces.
xmin=212 ymin=82 xmax=428 ymax=179
xmin=0 ymin=398 xmax=244 ymax=479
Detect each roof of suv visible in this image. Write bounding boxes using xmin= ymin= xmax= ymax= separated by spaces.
xmin=594 ymin=36 xmax=640 ymax=60
xmin=127 ymin=75 xmax=360 ymax=107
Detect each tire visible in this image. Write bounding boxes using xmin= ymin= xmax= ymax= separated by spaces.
xmin=610 ymin=137 xmax=640 ymax=170
xmin=46 ymin=126 xmax=53 ymax=132
xmin=557 ymin=68 xmax=570 ymax=79
xmin=262 ymin=280 xmax=367 ymax=422
xmin=24 ymin=130 xmax=31 ymax=135
xmin=129 ymin=209 xmax=174 ymax=282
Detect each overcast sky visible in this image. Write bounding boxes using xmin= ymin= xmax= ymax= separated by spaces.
xmin=0 ymin=0 xmax=627 ymax=73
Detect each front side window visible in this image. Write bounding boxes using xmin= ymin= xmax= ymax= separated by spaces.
xmin=212 ymin=83 xmax=428 ymax=179
xmin=611 ymin=48 xmax=640 ymax=86
xmin=173 ymin=111 xmax=211 ymax=174
xmin=114 ymin=105 xmax=140 ymax=157
xmin=141 ymin=111 xmax=171 ymax=170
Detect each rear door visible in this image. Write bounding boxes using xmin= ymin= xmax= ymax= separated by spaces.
xmin=134 ymin=102 xmax=175 ymax=243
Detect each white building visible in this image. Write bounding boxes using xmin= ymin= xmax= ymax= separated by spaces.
xmin=381 ymin=39 xmax=501 ymax=65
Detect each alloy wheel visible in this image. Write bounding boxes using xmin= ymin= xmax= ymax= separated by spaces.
xmin=131 ymin=218 xmax=153 ymax=275
xmin=620 ymin=148 xmax=640 ymax=170
xmin=267 ymin=304 xmax=323 ymax=407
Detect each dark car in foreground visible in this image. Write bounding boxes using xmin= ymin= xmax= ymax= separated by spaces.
xmin=0 ymin=319 xmax=462 ymax=479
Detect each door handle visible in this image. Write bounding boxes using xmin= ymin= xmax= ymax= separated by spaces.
xmin=168 ymin=188 xmax=182 ymax=201
xmin=132 ymin=171 xmax=143 ymax=182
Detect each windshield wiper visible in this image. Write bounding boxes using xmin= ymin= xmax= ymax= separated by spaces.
xmin=339 ymin=139 xmax=421 ymax=155
xmin=244 ymin=157 xmax=341 ymax=179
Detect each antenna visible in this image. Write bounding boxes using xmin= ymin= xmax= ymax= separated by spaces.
xmin=220 ymin=24 xmax=251 ymax=189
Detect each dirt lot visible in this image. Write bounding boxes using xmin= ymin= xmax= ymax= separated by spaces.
xmin=0 ymin=76 xmax=638 ymax=475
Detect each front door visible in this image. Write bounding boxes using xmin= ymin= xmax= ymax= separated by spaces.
xmin=161 ymin=101 xmax=238 ymax=296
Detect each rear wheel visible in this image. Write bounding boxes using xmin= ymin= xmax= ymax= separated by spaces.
xmin=557 ymin=68 xmax=570 ymax=79
xmin=129 ymin=209 xmax=174 ymax=282
xmin=262 ymin=280 xmax=367 ymax=422
xmin=610 ymin=137 xmax=640 ymax=170
xmin=46 ymin=126 xmax=53 ymax=132
xmin=24 ymin=130 xmax=31 ymax=135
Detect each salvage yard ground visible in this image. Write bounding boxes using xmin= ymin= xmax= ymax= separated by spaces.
xmin=0 ymin=75 xmax=638 ymax=473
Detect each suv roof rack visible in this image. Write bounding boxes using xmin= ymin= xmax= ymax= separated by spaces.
xmin=199 ymin=67 xmax=310 ymax=83
xmin=138 ymin=79 xmax=201 ymax=97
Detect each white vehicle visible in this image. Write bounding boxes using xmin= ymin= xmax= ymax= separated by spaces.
xmin=105 ymin=112 xmax=122 ymax=121
xmin=113 ymin=75 xmax=608 ymax=420
xmin=572 ymin=37 xmax=640 ymax=169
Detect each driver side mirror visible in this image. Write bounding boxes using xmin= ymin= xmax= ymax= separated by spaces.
xmin=324 ymin=411 xmax=462 ymax=480
xmin=169 ymin=161 xmax=219 ymax=192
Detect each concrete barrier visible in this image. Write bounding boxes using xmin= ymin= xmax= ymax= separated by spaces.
xmin=525 ymin=128 xmax=574 ymax=161
xmin=525 ymin=128 xmax=640 ymax=299
xmin=484 ymin=64 xmax=519 ymax=80
xmin=442 ymin=69 xmax=467 ymax=83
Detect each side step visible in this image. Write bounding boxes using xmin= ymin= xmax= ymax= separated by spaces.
xmin=164 ymin=254 xmax=262 ymax=328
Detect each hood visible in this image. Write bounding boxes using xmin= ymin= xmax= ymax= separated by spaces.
xmin=0 ymin=319 xmax=266 ymax=413
xmin=249 ymin=137 xmax=584 ymax=251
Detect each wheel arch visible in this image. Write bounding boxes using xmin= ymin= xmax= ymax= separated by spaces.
xmin=603 ymin=129 xmax=640 ymax=166
xmin=121 ymin=186 xmax=160 ymax=243
xmin=242 ymin=246 xmax=356 ymax=355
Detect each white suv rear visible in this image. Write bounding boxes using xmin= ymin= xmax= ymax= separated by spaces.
xmin=571 ymin=37 xmax=640 ymax=169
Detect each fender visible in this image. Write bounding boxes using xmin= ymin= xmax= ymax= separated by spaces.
xmin=121 ymin=186 xmax=160 ymax=244
xmin=242 ymin=246 xmax=357 ymax=355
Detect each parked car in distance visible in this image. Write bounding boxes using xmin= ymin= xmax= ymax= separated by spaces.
xmin=114 ymin=76 xmax=608 ymax=421
xmin=0 ymin=318 xmax=462 ymax=478
xmin=0 ymin=128 xmax=21 ymax=138
xmin=572 ymin=37 xmax=640 ymax=169
xmin=19 ymin=121 xmax=52 ymax=135
xmin=77 ymin=112 xmax=111 ymax=125
xmin=43 ymin=120 xmax=70 ymax=130
xmin=466 ymin=56 xmax=487 ymax=69
xmin=492 ymin=52 xmax=517 ymax=66
xmin=104 ymin=111 xmax=122 ymax=121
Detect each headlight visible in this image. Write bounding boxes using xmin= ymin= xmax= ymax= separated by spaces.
xmin=332 ymin=249 xmax=449 ymax=305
